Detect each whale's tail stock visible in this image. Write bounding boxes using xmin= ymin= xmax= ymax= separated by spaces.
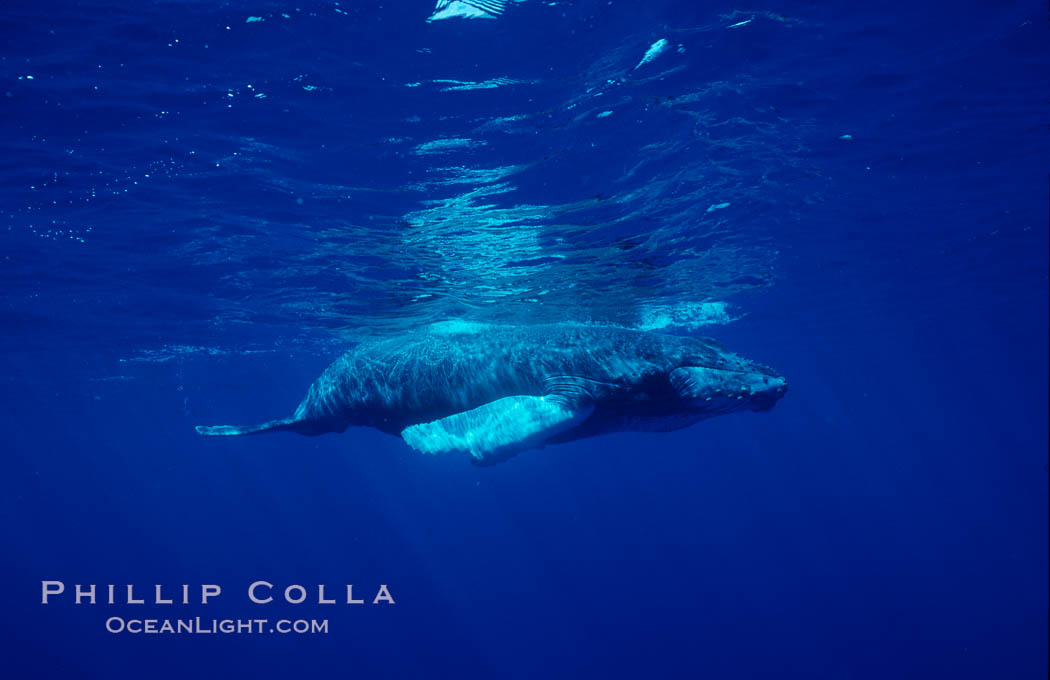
xmin=195 ymin=417 xmax=302 ymax=437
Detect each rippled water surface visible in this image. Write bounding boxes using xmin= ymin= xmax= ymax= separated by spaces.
xmin=5 ymin=1 xmax=1040 ymax=355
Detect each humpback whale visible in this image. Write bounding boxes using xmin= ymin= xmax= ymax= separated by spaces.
xmin=196 ymin=323 xmax=786 ymax=464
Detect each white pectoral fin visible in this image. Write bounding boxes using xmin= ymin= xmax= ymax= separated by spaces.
xmin=401 ymin=396 xmax=593 ymax=463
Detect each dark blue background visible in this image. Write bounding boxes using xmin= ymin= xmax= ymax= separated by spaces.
xmin=1 ymin=1 xmax=1046 ymax=677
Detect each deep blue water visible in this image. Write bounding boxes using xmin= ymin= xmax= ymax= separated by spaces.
xmin=1 ymin=0 xmax=1047 ymax=677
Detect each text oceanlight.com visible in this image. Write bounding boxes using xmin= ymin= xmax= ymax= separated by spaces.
xmin=105 ymin=617 xmax=329 ymax=635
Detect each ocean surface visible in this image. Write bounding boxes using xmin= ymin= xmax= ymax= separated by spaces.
xmin=2 ymin=0 xmax=1047 ymax=677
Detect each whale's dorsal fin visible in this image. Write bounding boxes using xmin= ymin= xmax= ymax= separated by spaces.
xmin=401 ymin=395 xmax=593 ymax=464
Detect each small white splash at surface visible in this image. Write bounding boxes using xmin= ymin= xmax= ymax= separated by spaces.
xmin=427 ymin=0 xmax=524 ymax=22
xmin=414 ymin=137 xmax=486 ymax=155
xmin=431 ymin=77 xmax=528 ymax=91
xmin=428 ymin=320 xmax=489 ymax=335
xmin=635 ymin=38 xmax=669 ymax=69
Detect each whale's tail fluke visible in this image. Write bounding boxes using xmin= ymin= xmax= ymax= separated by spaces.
xmin=195 ymin=417 xmax=301 ymax=437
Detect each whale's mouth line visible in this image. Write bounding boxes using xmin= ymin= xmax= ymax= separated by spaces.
xmin=696 ymin=365 xmax=784 ymax=381
xmin=679 ymin=366 xmax=788 ymax=408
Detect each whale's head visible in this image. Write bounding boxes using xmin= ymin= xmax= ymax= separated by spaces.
xmin=742 ymin=368 xmax=788 ymax=412
xmin=671 ymin=361 xmax=787 ymax=416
